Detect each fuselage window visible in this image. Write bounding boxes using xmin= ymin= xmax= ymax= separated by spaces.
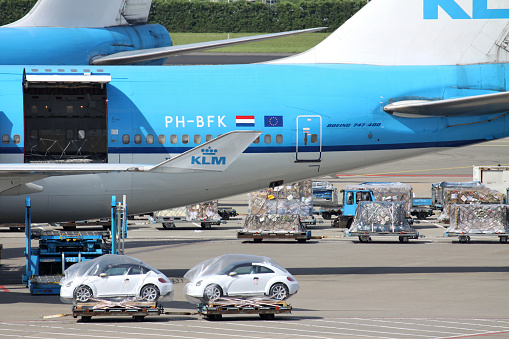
xmin=253 ymin=136 xmax=260 ymax=144
xmin=13 ymin=135 xmax=20 ymax=144
xmin=78 ymin=130 xmax=86 ymax=140
xmin=170 ymin=134 xmax=177 ymax=144
xmin=311 ymin=134 xmax=318 ymax=143
xmin=194 ymin=135 xmax=201 ymax=144
xmin=122 ymin=134 xmax=130 ymax=144
xmin=206 ymin=134 xmax=213 ymax=142
xmin=182 ymin=134 xmax=189 ymax=144
xmin=264 ymin=134 xmax=271 ymax=144
xmin=276 ymin=134 xmax=283 ymax=144
xmin=2 ymin=134 xmax=9 ymax=144
xmin=158 ymin=135 xmax=166 ymax=144
xmin=147 ymin=134 xmax=154 ymax=144
xmin=134 ymin=134 xmax=142 ymax=144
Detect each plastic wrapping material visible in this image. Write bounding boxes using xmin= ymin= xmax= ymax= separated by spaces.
xmin=446 ymin=204 xmax=509 ymax=234
xmin=186 ymin=201 xmax=221 ymax=221
xmin=183 ymin=254 xmax=298 ymax=304
xmin=59 ymin=254 xmax=173 ymax=304
xmin=438 ymin=187 xmax=505 ymax=223
xmin=248 ymin=181 xmax=313 ymax=217
xmin=349 ymin=201 xmax=414 ymax=233
xmin=240 ymin=214 xmax=305 ymax=233
xmin=184 ymin=254 xmax=288 ymax=282
xmin=345 ymin=182 xmax=412 ymax=215
xmin=153 ymin=201 xmax=220 ymax=221
xmin=153 ymin=206 xmax=187 ymax=218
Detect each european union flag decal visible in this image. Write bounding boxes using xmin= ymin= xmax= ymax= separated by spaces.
xmin=264 ymin=115 xmax=283 ymax=127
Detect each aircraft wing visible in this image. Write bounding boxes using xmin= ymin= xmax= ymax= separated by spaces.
xmin=0 ymin=131 xmax=260 ymax=195
xmin=384 ymin=91 xmax=509 ymax=118
xmin=91 ymin=27 xmax=327 ymax=65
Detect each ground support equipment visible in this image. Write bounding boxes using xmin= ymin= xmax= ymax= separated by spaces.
xmin=345 ymin=229 xmax=420 ymax=243
xmin=73 ymin=300 xmax=162 ymax=322
xmin=445 ymin=232 xmax=509 ymax=243
xmin=198 ymin=298 xmax=292 ymax=321
xmin=237 ymin=230 xmax=312 ymax=243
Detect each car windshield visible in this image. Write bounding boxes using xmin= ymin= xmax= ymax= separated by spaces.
xmin=184 ymin=254 xmax=288 ymax=281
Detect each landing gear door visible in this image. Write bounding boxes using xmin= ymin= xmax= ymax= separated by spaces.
xmin=296 ymin=115 xmax=322 ymax=162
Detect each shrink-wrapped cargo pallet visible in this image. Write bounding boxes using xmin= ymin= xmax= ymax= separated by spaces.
xmin=348 ymin=201 xmax=414 ymax=233
xmin=248 ymin=181 xmax=313 ymax=217
xmin=241 ymin=214 xmax=305 ymax=233
xmin=438 ymin=187 xmax=505 ymax=223
xmin=345 ymin=182 xmax=412 ymax=215
xmin=186 ymin=201 xmax=221 ymax=221
xmin=446 ymin=204 xmax=508 ymax=234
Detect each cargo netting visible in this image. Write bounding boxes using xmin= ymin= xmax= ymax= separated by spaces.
xmin=345 ymin=182 xmax=412 ymax=215
xmin=248 ymin=181 xmax=313 ymax=217
xmin=446 ymin=204 xmax=509 ymax=234
xmin=348 ymin=201 xmax=415 ymax=233
xmin=438 ymin=187 xmax=505 ymax=223
xmin=241 ymin=214 xmax=306 ymax=233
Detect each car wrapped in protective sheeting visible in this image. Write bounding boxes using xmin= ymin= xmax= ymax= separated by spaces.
xmin=348 ymin=201 xmax=415 ymax=233
xmin=184 ymin=254 xmax=299 ymax=304
xmin=60 ymin=254 xmax=173 ymax=305
xmin=446 ymin=204 xmax=509 ymax=234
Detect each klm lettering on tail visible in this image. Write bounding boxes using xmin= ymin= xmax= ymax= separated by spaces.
xmin=191 ymin=147 xmax=226 ymax=165
xmin=424 ymin=0 xmax=509 ymax=19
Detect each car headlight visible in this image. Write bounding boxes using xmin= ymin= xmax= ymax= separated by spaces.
xmin=196 ymin=280 xmax=202 ymax=287
xmin=66 ymin=281 xmax=73 ymax=287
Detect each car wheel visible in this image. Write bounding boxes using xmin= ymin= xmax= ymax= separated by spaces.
xmin=269 ymin=283 xmax=289 ymax=300
xmin=203 ymin=284 xmax=223 ymax=302
xmin=140 ymin=284 xmax=160 ymax=302
xmin=74 ymin=285 xmax=93 ymax=303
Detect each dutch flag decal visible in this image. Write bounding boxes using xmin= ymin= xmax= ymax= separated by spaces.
xmin=236 ymin=115 xmax=255 ymax=127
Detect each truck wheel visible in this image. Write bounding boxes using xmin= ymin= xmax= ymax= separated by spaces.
xmin=322 ymin=212 xmax=331 ymax=220
xmin=417 ymin=212 xmax=427 ymax=220
xmin=500 ymin=236 xmax=508 ymax=243
xmin=332 ymin=219 xmax=339 ymax=228
xmin=260 ymin=313 xmax=275 ymax=320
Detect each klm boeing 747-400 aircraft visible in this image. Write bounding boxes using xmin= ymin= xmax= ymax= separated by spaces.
xmin=0 ymin=0 xmax=324 ymax=65
xmin=1 ymin=0 xmax=509 ymax=223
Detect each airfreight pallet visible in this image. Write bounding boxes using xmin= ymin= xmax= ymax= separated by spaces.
xmin=72 ymin=301 xmax=163 ymax=322
xmin=237 ymin=230 xmax=312 ymax=243
xmin=345 ymin=230 xmax=420 ymax=243
xmin=445 ymin=232 xmax=509 ymax=243
xmin=198 ymin=298 xmax=292 ymax=321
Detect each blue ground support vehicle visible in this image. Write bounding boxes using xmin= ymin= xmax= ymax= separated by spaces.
xmin=332 ymin=189 xmax=376 ymax=228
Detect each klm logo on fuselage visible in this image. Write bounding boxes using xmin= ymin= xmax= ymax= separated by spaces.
xmin=191 ymin=146 xmax=226 ymax=165
xmin=424 ymin=0 xmax=509 ymax=19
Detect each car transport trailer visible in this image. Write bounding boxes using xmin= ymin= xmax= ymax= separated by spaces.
xmin=72 ymin=300 xmax=195 ymax=322
xmin=197 ymin=298 xmax=292 ymax=321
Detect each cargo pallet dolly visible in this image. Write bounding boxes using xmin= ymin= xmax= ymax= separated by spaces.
xmin=445 ymin=231 xmax=509 ymax=243
xmin=197 ymin=298 xmax=292 ymax=321
xmin=237 ymin=230 xmax=313 ymax=243
xmin=72 ymin=300 xmax=196 ymax=322
xmin=345 ymin=230 xmax=420 ymax=243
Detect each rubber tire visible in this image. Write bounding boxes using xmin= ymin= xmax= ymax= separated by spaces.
xmin=500 ymin=236 xmax=508 ymax=243
xmin=269 ymin=283 xmax=289 ymax=300
xmin=74 ymin=285 xmax=93 ymax=303
xmin=322 ymin=212 xmax=331 ymax=220
xmin=206 ymin=314 xmax=222 ymax=321
xmin=253 ymin=238 xmax=263 ymax=243
xmin=133 ymin=316 xmax=145 ymax=322
xmin=203 ymin=284 xmax=223 ymax=301
xmin=417 ymin=212 xmax=427 ymax=220
xmin=201 ymin=222 xmax=211 ymax=229
xmin=260 ymin=313 xmax=275 ymax=320
xmin=140 ymin=284 xmax=160 ymax=302
xmin=81 ymin=316 xmax=92 ymax=322
xmin=297 ymin=239 xmax=307 ymax=243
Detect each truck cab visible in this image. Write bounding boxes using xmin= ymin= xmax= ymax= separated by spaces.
xmin=332 ymin=189 xmax=375 ymax=228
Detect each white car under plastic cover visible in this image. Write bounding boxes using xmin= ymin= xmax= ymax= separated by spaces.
xmin=60 ymin=254 xmax=173 ymax=304
xmin=184 ymin=254 xmax=299 ymax=304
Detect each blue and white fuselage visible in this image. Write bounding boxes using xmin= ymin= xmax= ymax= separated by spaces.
xmin=1 ymin=0 xmax=509 ymax=222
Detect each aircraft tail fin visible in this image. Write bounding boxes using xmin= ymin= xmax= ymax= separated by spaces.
xmin=270 ymin=0 xmax=509 ymax=66
xmin=5 ymin=0 xmax=152 ymax=28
